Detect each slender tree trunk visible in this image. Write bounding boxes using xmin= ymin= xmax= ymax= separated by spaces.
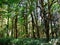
xmin=0 ymin=15 xmax=3 ymax=37
xmin=25 ymin=14 xmax=28 ymax=37
xmin=54 ymin=22 xmax=57 ymax=38
xmin=1 ymin=16 xmax=3 ymax=28
xmin=34 ymin=12 xmax=40 ymax=38
xmin=51 ymin=21 xmax=54 ymax=38
xmin=15 ymin=15 xmax=18 ymax=38
xmin=44 ymin=19 xmax=49 ymax=41
xmin=11 ymin=18 xmax=14 ymax=37
xmin=35 ymin=1 xmax=40 ymax=38
xmin=7 ymin=16 xmax=9 ymax=36
xmin=31 ymin=13 xmax=36 ymax=38
xmin=25 ymin=4 xmax=28 ymax=37
xmin=35 ymin=19 xmax=40 ymax=38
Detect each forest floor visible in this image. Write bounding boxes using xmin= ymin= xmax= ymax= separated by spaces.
xmin=0 ymin=38 xmax=60 ymax=45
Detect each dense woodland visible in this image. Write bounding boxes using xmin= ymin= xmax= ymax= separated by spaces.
xmin=0 ymin=0 xmax=60 ymax=45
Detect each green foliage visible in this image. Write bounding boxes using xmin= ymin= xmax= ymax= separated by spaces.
xmin=51 ymin=2 xmax=60 ymax=13
xmin=0 ymin=38 xmax=51 ymax=45
xmin=0 ymin=0 xmax=60 ymax=45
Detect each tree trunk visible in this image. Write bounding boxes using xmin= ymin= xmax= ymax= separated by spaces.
xmin=44 ymin=19 xmax=49 ymax=42
xmin=25 ymin=4 xmax=28 ymax=37
xmin=40 ymin=0 xmax=50 ymax=41
xmin=15 ymin=15 xmax=18 ymax=38
xmin=51 ymin=22 xmax=54 ymax=38
xmin=34 ymin=12 xmax=40 ymax=38
xmin=11 ymin=18 xmax=14 ymax=37
xmin=31 ymin=13 xmax=36 ymax=38
xmin=25 ymin=14 xmax=28 ymax=37
xmin=35 ymin=1 xmax=40 ymax=38
xmin=7 ymin=16 xmax=9 ymax=37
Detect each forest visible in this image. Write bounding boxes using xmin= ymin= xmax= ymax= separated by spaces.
xmin=0 ymin=0 xmax=60 ymax=45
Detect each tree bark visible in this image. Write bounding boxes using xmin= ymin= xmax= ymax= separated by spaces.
xmin=15 ymin=15 xmax=18 ymax=38
xmin=31 ymin=13 xmax=36 ymax=38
